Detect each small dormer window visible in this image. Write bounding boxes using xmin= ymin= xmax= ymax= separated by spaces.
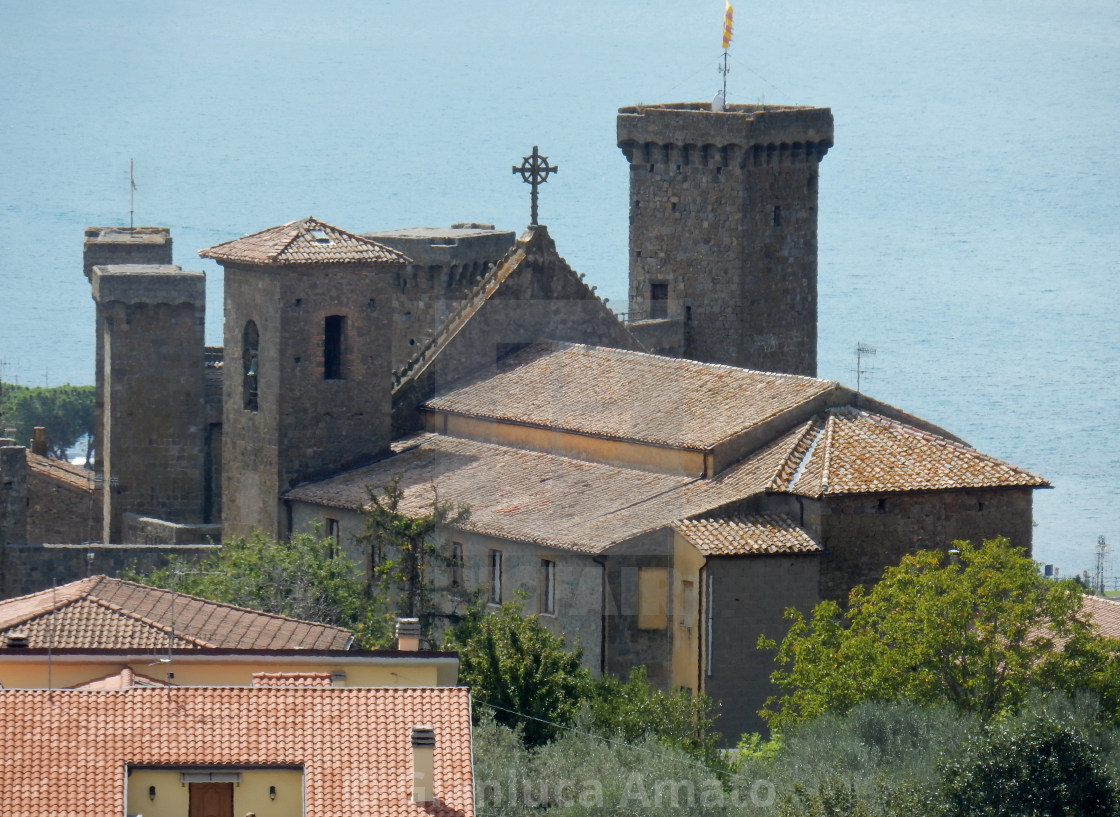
xmin=309 ymin=229 xmax=331 ymax=245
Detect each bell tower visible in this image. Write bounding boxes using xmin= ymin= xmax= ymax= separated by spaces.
xmin=618 ymin=103 xmax=833 ymax=376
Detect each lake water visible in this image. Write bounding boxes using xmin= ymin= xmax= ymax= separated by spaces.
xmin=1 ymin=0 xmax=1116 ymax=576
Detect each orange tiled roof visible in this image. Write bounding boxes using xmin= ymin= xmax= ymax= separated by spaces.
xmin=673 ymin=514 xmax=823 ymax=556
xmin=424 ymin=342 xmax=835 ymax=449
xmin=286 ymin=432 xmax=789 ymax=553
xmin=770 ymin=407 xmax=1049 ymax=496
xmin=253 ymin=671 xmax=333 ymax=687
xmin=26 ymin=451 xmax=95 ymax=492
xmin=200 ymin=216 xmax=409 ymax=266
xmin=71 ymin=666 xmax=169 ymax=689
xmin=0 ymin=686 xmax=473 ymax=817
xmin=1081 ymin=594 xmax=1120 ymax=640
xmin=0 ymin=576 xmax=351 ymax=650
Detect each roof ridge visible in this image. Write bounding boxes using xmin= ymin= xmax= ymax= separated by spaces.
xmin=0 ymin=576 xmax=101 ymax=631
xmin=85 ymin=596 xmax=215 ymax=648
xmin=767 ymin=417 xmax=823 ymax=493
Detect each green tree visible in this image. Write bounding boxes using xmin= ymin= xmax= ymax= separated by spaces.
xmin=759 ymin=537 xmax=1118 ymax=731
xmin=454 ymin=597 xmax=590 ymax=747
xmin=131 ymin=528 xmax=376 ymax=640
xmin=0 ymin=384 xmax=94 ymax=459
xmin=589 ymin=665 xmax=722 ymax=767
xmin=353 ymin=476 xmax=470 ymax=642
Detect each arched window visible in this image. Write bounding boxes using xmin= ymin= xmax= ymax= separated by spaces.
xmin=242 ymin=321 xmax=259 ymax=411
xmin=324 ymin=314 xmax=345 ymax=380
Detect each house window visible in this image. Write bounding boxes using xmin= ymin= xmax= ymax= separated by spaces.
xmin=680 ymin=579 xmax=695 ymax=627
xmin=324 ymin=314 xmax=346 ymax=380
xmin=326 ymin=517 xmax=340 ymax=559
xmin=650 ymin=283 xmax=669 ymax=319
xmin=488 ymin=550 xmax=502 ymax=604
xmin=451 ymin=542 xmax=464 ymax=588
xmin=638 ymin=567 xmax=668 ymax=630
xmin=242 ymin=320 xmax=259 ymax=411
xmin=540 ymin=559 xmax=556 ymax=615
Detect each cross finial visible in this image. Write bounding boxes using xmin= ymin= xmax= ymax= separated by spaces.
xmin=512 ymin=146 xmax=558 ymax=226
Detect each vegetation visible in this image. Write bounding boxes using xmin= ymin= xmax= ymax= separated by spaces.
xmin=0 ymin=383 xmax=95 ymax=459
xmin=759 ymin=537 xmax=1120 ymax=730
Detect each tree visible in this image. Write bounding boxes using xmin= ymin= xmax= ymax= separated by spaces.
xmin=759 ymin=537 xmax=1118 ymax=731
xmin=131 ymin=528 xmax=376 ymax=640
xmin=0 ymin=384 xmax=94 ymax=459
xmin=353 ymin=476 xmax=470 ymax=642
xmin=453 ymin=597 xmax=590 ymax=747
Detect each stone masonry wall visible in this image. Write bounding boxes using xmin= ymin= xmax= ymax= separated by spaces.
xmin=26 ymin=461 xmax=101 ymax=545
xmin=619 ymin=103 xmax=832 ymax=377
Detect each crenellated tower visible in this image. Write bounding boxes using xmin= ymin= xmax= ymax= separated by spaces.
xmin=618 ymin=103 xmax=833 ymax=376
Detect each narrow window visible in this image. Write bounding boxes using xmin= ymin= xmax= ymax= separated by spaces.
xmin=680 ymin=580 xmax=695 ymax=627
xmin=242 ymin=320 xmax=259 ymax=411
xmin=488 ymin=550 xmax=503 ymax=604
xmin=326 ymin=517 xmax=340 ymax=559
xmin=773 ymin=205 xmax=782 ymax=227
xmin=324 ymin=315 xmax=345 ymax=380
xmin=650 ymin=283 xmax=669 ymax=319
xmin=451 ymin=542 xmax=464 ymax=588
xmin=541 ymin=559 xmax=556 ymax=615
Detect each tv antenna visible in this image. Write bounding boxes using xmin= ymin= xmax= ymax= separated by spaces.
xmin=1094 ymin=535 xmax=1110 ymax=596
xmin=855 ymin=343 xmax=877 ymax=393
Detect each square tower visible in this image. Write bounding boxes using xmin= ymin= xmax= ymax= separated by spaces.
xmin=618 ymin=103 xmax=833 ymax=376
xmin=202 ymin=218 xmax=406 ymax=540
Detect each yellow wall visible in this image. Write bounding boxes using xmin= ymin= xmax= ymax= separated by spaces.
xmin=637 ymin=567 xmax=668 ymax=630
xmin=0 ymin=655 xmax=443 ymax=690
xmin=432 ymin=411 xmax=706 ymax=477
xmin=670 ymin=533 xmax=707 ymax=692
xmin=127 ymin=769 xmax=303 ymax=817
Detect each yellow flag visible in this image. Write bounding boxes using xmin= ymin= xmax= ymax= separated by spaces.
xmin=722 ymin=1 xmax=734 ymax=50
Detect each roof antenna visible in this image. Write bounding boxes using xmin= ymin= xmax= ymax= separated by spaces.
xmin=715 ymin=1 xmax=733 ymax=110
xmin=855 ymin=343 xmax=877 ymax=393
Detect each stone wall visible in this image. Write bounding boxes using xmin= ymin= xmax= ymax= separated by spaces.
xmin=121 ymin=514 xmax=221 ymax=546
xmin=26 ymin=458 xmax=101 ymax=546
xmin=618 ymin=103 xmax=832 ymax=377
xmin=2 ymin=543 xmax=214 ymax=598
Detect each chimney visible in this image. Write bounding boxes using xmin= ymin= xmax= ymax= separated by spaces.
xmin=396 ymin=617 xmax=421 ymax=652
xmin=30 ymin=427 xmax=48 ymax=456
xmin=411 ymin=725 xmax=435 ymax=803
xmin=5 ymin=631 xmax=30 ymax=648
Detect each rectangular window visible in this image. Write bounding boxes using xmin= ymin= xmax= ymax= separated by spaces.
xmin=540 ymin=559 xmax=556 ymax=615
xmin=650 ymin=283 xmax=669 ymax=319
xmin=324 ymin=314 xmax=345 ymax=380
xmin=489 ymin=550 xmax=503 ymax=604
xmin=680 ymin=579 xmax=695 ymax=627
xmin=638 ymin=567 xmax=668 ymax=630
xmin=451 ymin=542 xmax=464 ymax=588
xmin=326 ymin=517 xmax=340 ymax=559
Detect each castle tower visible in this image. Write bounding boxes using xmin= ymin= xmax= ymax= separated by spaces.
xmin=618 ymin=103 xmax=833 ymax=376
xmin=90 ymin=264 xmax=207 ymax=542
xmin=201 ymin=218 xmax=406 ymax=540
xmin=83 ymin=227 xmax=173 ymax=472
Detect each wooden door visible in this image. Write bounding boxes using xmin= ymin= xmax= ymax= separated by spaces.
xmin=189 ymin=782 xmax=233 ymax=817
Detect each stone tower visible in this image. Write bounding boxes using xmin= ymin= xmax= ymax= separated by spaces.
xmin=618 ymin=103 xmax=833 ymax=376
xmin=201 ymin=217 xmax=406 ymax=540
xmin=90 ymin=264 xmax=207 ymax=542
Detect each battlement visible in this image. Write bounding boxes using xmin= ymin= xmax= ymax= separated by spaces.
xmin=91 ymin=264 xmax=205 ymax=307
xmin=618 ymin=102 xmax=833 ymax=162
xmin=82 ymin=226 xmax=172 ymax=280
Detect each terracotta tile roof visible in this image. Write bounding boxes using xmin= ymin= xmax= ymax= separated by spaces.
xmin=0 ymin=576 xmax=351 ymax=650
xmin=674 ymin=514 xmax=823 ymax=556
xmin=253 ymin=671 xmax=333 ymax=687
xmin=769 ymin=407 xmax=1049 ymax=496
xmin=199 ymin=216 xmax=409 ymax=266
xmin=25 ymin=451 xmax=95 ymax=492
xmin=0 ymin=686 xmax=473 ymax=817
xmin=71 ymin=666 xmax=169 ymax=689
xmin=1081 ymin=594 xmax=1120 ymax=640
xmin=286 ymin=433 xmax=786 ymax=553
xmin=424 ymin=342 xmax=835 ymax=449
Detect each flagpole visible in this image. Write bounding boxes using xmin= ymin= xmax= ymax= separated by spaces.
xmin=720 ymin=1 xmax=733 ymax=100
xmin=129 ymin=158 xmax=135 ymax=231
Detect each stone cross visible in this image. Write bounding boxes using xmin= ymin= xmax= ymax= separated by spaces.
xmin=512 ymin=146 xmax=558 ymax=226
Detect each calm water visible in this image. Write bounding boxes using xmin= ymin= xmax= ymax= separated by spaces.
xmin=1 ymin=0 xmax=1117 ymax=576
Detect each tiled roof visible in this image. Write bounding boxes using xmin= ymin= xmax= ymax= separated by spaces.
xmin=673 ymin=514 xmax=823 ymax=556
xmin=1081 ymin=595 xmax=1120 ymax=640
xmin=26 ymin=451 xmax=95 ymax=492
xmin=769 ymin=407 xmax=1049 ymax=496
xmin=200 ymin=216 xmax=409 ymax=266
xmin=286 ymin=432 xmax=790 ymax=553
xmin=71 ymin=667 xmax=169 ymax=689
xmin=253 ymin=671 xmax=333 ymax=687
xmin=0 ymin=576 xmax=351 ymax=650
xmin=424 ymin=342 xmax=835 ymax=449
xmin=0 ymin=686 xmax=473 ymax=817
